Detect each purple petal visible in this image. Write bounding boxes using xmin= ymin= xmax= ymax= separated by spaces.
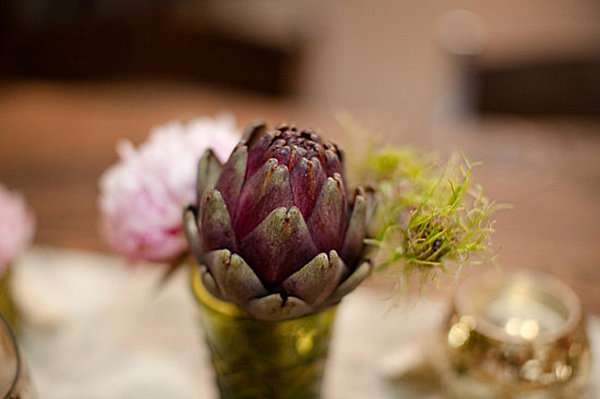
xmin=239 ymin=206 xmax=318 ymax=288
xmin=183 ymin=207 xmax=203 ymax=260
xmin=246 ymin=130 xmax=277 ymax=180
xmin=196 ymin=149 xmax=222 ymax=205
xmin=241 ymin=121 xmax=266 ymax=147
xmin=233 ymin=159 xmax=294 ymax=240
xmin=324 ymin=148 xmax=344 ymax=178
xmin=267 ymin=145 xmax=291 ymax=167
xmin=204 ymin=249 xmax=267 ymax=303
xmin=327 ymin=261 xmax=372 ymax=304
xmin=245 ymin=294 xmax=312 ymax=321
xmin=290 ymin=157 xmax=327 ymax=219
xmin=198 ymin=264 xmax=222 ymax=299
xmin=281 ymin=250 xmax=345 ymax=305
xmin=307 ymin=174 xmax=348 ymax=253
xmin=200 ymin=188 xmax=236 ymax=251
xmin=215 ymin=144 xmax=247 ymax=218
xmin=340 ymin=187 xmax=367 ymax=267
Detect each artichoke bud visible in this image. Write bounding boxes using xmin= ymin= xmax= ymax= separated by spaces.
xmin=185 ymin=123 xmax=372 ymax=320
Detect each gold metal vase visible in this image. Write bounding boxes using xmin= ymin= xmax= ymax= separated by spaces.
xmin=192 ymin=268 xmax=337 ymax=399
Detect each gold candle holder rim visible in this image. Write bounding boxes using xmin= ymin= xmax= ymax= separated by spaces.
xmin=454 ymin=268 xmax=582 ymax=344
xmin=0 ymin=313 xmax=21 ymax=397
xmin=191 ymin=266 xmax=252 ymax=319
xmin=191 ymin=266 xmax=338 ymax=323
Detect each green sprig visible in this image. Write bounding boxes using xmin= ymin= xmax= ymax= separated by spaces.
xmin=365 ymin=148 xmax=499 ymax=294
xmin=338 ymin=115 xmax=501 ymax=296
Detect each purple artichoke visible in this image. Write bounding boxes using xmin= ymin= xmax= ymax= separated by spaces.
xmin=184 ymin=122 xmax=372 ymax=320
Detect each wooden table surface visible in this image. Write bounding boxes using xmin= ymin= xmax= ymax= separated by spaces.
xmin=1 ymin=79 xmax=599 ymax=314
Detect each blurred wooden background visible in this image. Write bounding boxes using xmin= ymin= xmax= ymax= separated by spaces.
xmin=0 ymin=80 xmax=598 ymax=315
xmin=0 ymin=1 xmax=599 ymax=314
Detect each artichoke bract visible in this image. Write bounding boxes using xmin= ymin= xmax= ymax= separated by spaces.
xmin=184 ymin=122 xmax=372 ymax=320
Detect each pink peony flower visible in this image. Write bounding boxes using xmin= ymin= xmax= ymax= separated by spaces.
xmin=99 ymin=113 xmax=240 ymax=263
xmin=0 ymin=184 xmax=35 ymax=273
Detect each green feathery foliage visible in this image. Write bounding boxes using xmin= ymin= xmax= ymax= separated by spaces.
xmin=339 ymin=115 xmax=501 ymax=295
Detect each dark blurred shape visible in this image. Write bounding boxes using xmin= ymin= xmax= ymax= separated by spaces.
xmin=0 ymin=1 xmax=301 ymax=95
xmin=473 ymin=56 xmax=600 ymax=116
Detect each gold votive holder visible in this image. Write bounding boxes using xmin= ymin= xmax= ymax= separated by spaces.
xmin=0 ymin=313 xmax=37 ymax=398
xmin=440 ymin=269 xmax=591 ymax=398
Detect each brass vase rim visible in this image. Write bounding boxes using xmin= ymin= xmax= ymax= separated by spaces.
xmin=191 ymin=266 xmax=338 ymax=322
xmin=0 ymin=313 xmax=21 ymax=398
xmin=454 ymin=268 xmax=582 ymax=344
xmin=191 ymin=266 xmax=252 ymax=319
